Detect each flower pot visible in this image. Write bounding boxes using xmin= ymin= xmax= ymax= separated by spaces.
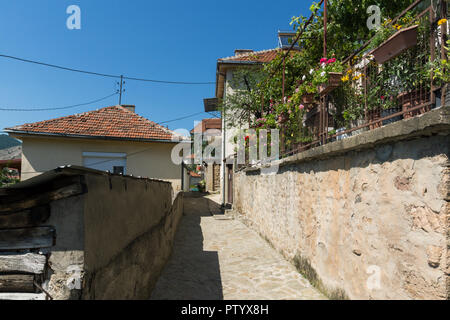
xmin=302 ymin=93 xmax=315 ymax=104
xmin=371 ymin=25 xmax=418 ymax=64
xmin=319 ymin=72 xmax=343 ymax=95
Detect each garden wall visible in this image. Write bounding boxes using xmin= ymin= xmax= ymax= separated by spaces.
xmin=233 ymin=106 xmax=450 ymax=300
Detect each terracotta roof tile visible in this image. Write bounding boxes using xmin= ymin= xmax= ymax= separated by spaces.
xmin=190 ymin=118 xmax=222 ymax=134
xmin=6 ymin=105 xmax=179 ymax=142
xmin=218 ymin=48 xmax=281 ymax=63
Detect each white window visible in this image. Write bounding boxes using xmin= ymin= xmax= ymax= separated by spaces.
xmin=82 ymin=152 xmax=127 ymax=174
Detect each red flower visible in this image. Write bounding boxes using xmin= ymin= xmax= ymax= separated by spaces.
xmin=320 ymin=58 xmax=328 ymax=64
xmin=245 ymin=136 xmax=249 ymax=141
xmin=327 ymin=58 xmax=336 ymax=64
xmin=381 ymin=96 xmax=385 ymax=100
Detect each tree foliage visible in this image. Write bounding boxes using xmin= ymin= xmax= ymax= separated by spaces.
xmin=223 ymin=0 xmax=419 ymax=130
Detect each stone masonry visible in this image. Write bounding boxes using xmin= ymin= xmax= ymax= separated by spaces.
xmin=150 ymin=194 xmax=326 ymax=300
xmin=233 ymin=106 xmax=450 ymax=300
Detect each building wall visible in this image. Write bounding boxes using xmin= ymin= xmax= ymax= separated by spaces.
xmin=16 ymin=135 xmax=182 ymax=191
xmin=221 ymin=69 xmax=250 ymax=203
xmin=233 ymin=107 xmax=450 ymax=300
xmin=205 ymin=163 xmax=214 ymax=192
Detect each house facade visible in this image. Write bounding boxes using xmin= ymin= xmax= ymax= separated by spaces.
xmin=190 ymin=118 xmax=221 ymax=193
xmin=214 ymin=48 xmax=280 ymax=205
xmin=5 ymin=105 xmax=183 ymax=191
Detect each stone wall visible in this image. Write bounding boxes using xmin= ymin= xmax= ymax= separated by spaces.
xmin=213 ymin=164 xmax=220 ymax=191
xmin=233 ymin=107 xmax=450 ymax=300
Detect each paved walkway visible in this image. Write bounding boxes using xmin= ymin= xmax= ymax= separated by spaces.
xmin=150 ymin=194 xmax=326 ymax=300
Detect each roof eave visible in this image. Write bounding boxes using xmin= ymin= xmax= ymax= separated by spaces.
xmin=4 ymin=129 xmax=180 ymax=144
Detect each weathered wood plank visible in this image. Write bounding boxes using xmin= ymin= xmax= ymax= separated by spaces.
xmin=0 ymin=182 xmax=84 ymax=213
xmin=0 ymin=292 xmax=45 ymax=300
xmin=0 ymin=253 xmax=46 ymax=274
xmin=0 ymin=205 xmax=50 ymax=229
xmin=0 ymin=274 xmax=35 ymax=293
xmin=0 ymin=227 xmax=55 ymax=250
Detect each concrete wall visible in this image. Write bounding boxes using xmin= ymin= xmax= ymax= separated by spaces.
xmin=81 ymin=175 xmax=183 ymax=299
xmin=233 ymin=107 xmax=450 ymax=300
xmin=46 ymin=194 xmax=85 ymax=300
xmin=16 ymin=135 xmax=182 ymax=191
xmin=35 ymin=170 xmax=183 ymax=300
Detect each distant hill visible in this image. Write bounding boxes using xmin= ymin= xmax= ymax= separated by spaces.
xmin=0 ymin=134 xmax=21 ymax=150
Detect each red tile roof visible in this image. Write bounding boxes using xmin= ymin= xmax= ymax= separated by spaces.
xmin=190 ymin=118 xmax=222 ymax=134
xmin=6 ymin=105 xmax=179 ymax=142
xmin=218 ymin=49 xmax=282 ymax=63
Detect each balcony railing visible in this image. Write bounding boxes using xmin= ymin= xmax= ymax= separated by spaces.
xmin=280 ymin=1 xmax=448 ymax=159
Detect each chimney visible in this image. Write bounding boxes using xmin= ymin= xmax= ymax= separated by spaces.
xmin=234 ymin=49 xmax=254 ymax=56
xmin=121 ymin=105 xmax=135 ymax=113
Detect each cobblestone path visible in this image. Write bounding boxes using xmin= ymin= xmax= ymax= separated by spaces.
xmin=150 ymin=194 xmax=326 ymax=300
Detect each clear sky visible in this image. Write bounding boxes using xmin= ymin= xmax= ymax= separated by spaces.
xmin=0 ymin=0 xmax=310 ymax=134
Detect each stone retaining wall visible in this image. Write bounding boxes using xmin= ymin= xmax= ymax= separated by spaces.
xmin=233 ymin=106 xmax=450 ymax=300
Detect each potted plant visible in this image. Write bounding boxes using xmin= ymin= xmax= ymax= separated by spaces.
xmin=318 ymin=72 xmax=343 ymax=95
xmin=369 ymin=15 xmax=420 ymax=64
xmin=197 ymin=180 xmax=206 ymax=193
xmin=293 ymin=77 xmax=318 ymax=106
xmin=371 ymin=25 xmax=418 ymax=64
xmin=311 ymin=57 xmax=344 ymax=95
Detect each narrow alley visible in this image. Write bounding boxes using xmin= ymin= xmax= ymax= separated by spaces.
xmin=150 ymin=194 xmax=326 ymax=300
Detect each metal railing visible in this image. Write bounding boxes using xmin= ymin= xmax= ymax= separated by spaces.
xmin=280 ymin=1 xmax=448 ymax=158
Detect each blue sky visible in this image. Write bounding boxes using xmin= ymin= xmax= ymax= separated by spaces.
xmin=0 ymin=0 xmax=310 ymax=134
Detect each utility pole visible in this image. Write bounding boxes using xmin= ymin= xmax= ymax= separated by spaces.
xmin=118 ymin=75 xmax=124 ymax=105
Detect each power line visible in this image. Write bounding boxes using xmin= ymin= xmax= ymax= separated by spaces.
xmin=0 ymin=92 xmax=118 ymax=111
xmin=123 ymin=76 xmax=215 ymax=85
xmin=0 ymin=54 xmax=118 ymax=79
xmin=0 ymin=53 xmax=215 ymax=85
xmin=157 ymin=111 xmax=210 ymax=125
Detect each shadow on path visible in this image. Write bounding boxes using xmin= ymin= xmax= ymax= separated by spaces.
xmin=150 ymin=193 xmax=223 ymax=300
